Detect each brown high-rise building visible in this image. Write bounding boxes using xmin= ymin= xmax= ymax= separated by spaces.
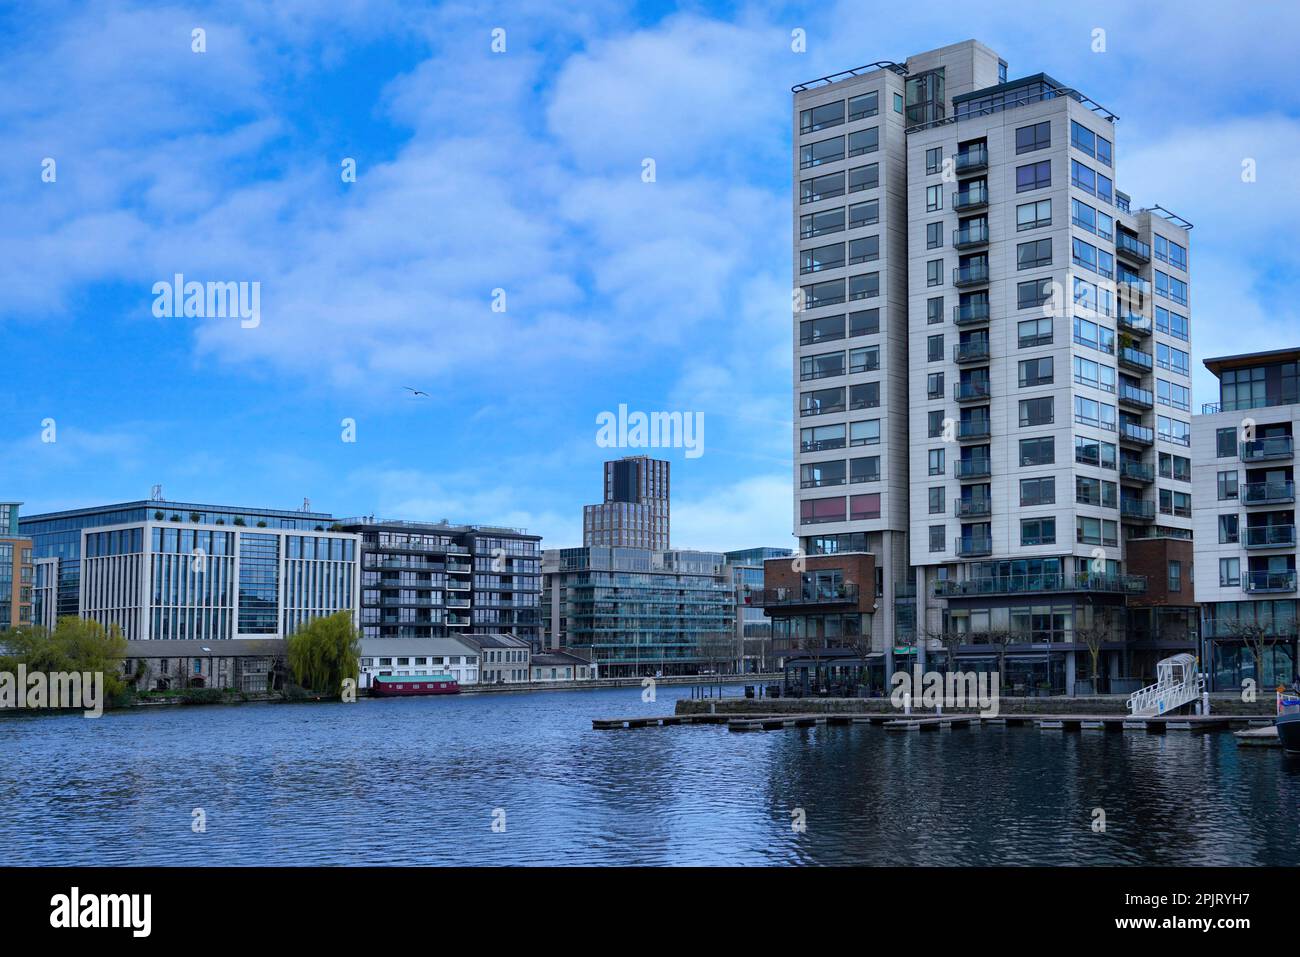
xmin=582 ymin=456 xmax=670 ymax=550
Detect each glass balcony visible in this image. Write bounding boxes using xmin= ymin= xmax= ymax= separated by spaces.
xmin=955 ymin=536 xmax=993 ymax=557
xmin=1117 ymin=383 xmax=1154 ymax=409
xmin=1242 ymin=436 xmax=1294 ymax=462
xmin=953 ymin=183 xmax=989 ymax=211
xmin=958 ymin=419 xmax=991 ymax=440
xmin=953 ymin=301 xmax=990 ymax=325
xmin=953 ymin=222 xmax=990 ymax=249
xmin=1115 ymin=232 xmax=1152 ymax=263
xmin=954 ymin=381 xmax=991 ymax=402
xmin=1118 ymin=347 xmax=1153 ymax=372
xmin=1242 ymin=480 xmax=1296 ymax=505
xmin=955 ymin=458 xmax=992 ymax=479
xmin=1117 ymin=311 xmax=1152 ymax=336
xmin=953 ymin=341 xmax=990 ymax=363
xmin=934 ymin=573 xmax=1146 ymax=598
xmin=1120 ymin=499 xmax=1156 ymax=521
xmin=954 ymin=145 xmax=989 ymax=174
xmin=1119 ymin=422 xmax=1154 ymax=445
xmin=953 ymin=262 xmax=990 ymax=286
xmin=954 ymin=497 xmax=992 ymax=518
xmin=1243 ymin=570 xmax=1298 ymax=594
xmin=754 ymin=583 xmax=860 ymax=607
xmin=1245 ymin=525 xmax=1298 ymax=549
xmin=1119 ymin=460 xmax=1154 ymax=483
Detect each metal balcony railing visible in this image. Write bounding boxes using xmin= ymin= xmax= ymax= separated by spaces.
xmin=1242 ymin=481 xmax=1296 ymax=505
xmin=953 ymin=223 xmax=990 ymax=248
xmin=953 ymin=262 xmax=990 ymax=286
xmin=1243 ymin=571 xmax=1298 ymax=594
xmin=1245 ymin=525 xmax=1297 ymax=549
xmin=953 ymin=301 xmax=990 ymax=324
xmin=1242 ymin=437 xmax=1294 ymax=462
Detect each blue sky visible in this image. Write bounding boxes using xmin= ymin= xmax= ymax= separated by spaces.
xmin=3 ymin=0 xmax=1299 ymax=551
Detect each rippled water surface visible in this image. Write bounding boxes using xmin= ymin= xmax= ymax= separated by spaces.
xmin=2 ymin=686 xmax=1297 ymax=866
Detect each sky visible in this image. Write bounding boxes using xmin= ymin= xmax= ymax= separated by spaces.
xmin=3 ymin=0 xmax=1299 ymax=552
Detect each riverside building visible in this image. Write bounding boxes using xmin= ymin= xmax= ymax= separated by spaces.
xmin=786 ymin=39 xmax=1197 ymax=694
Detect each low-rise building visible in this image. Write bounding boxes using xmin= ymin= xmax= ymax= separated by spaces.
xmin=470 ymin=632 xmax=532 ymax=684
xmin=529 ymin=650 xmax=595 ymax=682
xmin=118 ymin=638 xmax=285 ymax=693
xmin=358 ymin=636 xmax=480 ymax=688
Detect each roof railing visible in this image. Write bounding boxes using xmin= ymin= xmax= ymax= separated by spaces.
xmin=1147 ymin=204 xmax=1194 ymax=230
xmin=906 ymin=82 xmax=1117 ymax=134
xmin=792 ymin=61 xmax=907 ymax=93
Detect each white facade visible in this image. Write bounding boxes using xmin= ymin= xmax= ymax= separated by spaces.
xmin=358 ymin=636 xmax=480 ymax=688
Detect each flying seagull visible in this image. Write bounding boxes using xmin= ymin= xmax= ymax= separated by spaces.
xmin=403 ymin=386 xmax=431 ymax=398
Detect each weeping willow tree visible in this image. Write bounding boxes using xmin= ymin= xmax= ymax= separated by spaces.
xmin=285 ymin=612 xmax=360 ymax=695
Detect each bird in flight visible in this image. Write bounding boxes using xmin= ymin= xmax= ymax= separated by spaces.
xmin=403 ymin=386 xmax=431 ymax=398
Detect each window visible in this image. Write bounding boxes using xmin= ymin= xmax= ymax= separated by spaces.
xmin=927 ymin=410 xmax=945 ymax=438
xmin=800 ymin=135 xmax=844 ymax=169
xmin=801 ymin=497 xmax=846 ymax=525
xmin=929 ymin=525 xmax=945 ymax=552
xmin=850 ymin=456 xmax=880 ymax=483
xmin=1021 ymin=517 xmax=1056 ymax=546
xmin=893 ymin=92 xmax=903 ymax=114
xmin=1020 ymin=477 xmax=1055 ymax=506
xmin=800 ymin=351 xmax=845 ymax=380
xmin=1016 ymin=160 xmax=1051 ymax=192
xmin=927 ymin=259 xmax=942 ymax=287
xmin=1071 ymin=159 xmax=1111 ymax=202
xmin=801 ymin=460 xmax=846 ymax=488
xmin=926 ymin=184 xmax=942 ymax=212
xmin=849 ymin=308 xmax=879 ymax=336
xmin=848 ymin=164 xmax=879 ymax=193
xmin=1076 ymin=516 xmax=1118 ymax=547
xmin=928 ymin=486 xmax=945 ymax=514
xmin=800 ymin=314 xmax=844 ymax=345
xmin=1157 ymin=379 xmax=1190 ymax=412
xmin=849 ymin=419 xmax=880 ymax=446
xmin=1219 ymin=557 xmax=1241 ymax=587
xmin=1020 ymin=436 xmax=1055 ymax=466
xmin=847 ymin=127 xmax=879 ymax=157
xmin=848 ymin=199 xmax=879 ymax=228
xmin=1073 ymin=355 xmax=1116 ymax=393
xmin=928 ymin=449 xmax=945 ymax=476
xmin=1017 ymin=238 xmax=1052 ymax=270
xmin=1017 ymin=278 xmax=1052 ymax=309
xmin=848 ymin=235 xmax=880 ymax=264
xmin=1075 ymin=476 xmax=1117 ymax=508
xmin=801 ymin=242 xmax=845 ymax=273
xmin=849 ymin=382 xmax=879 ymax=410
xmin=848 ymin=272 xmax=879 ymax=301
xmin=926 ymin=297 xmax=943 ymax=325
xmin=800 ymin=423 xmax=845 ymax=452
xmin=1074 ymin=395 xmax=1117 ymax=431
xmin=927 ymin=222 xmax=943 ymax=249
xmin=801 ymin=171 xmax=844 ymax=204
xmin=802 ymin=279 xmax=844 ymax=308
xmin=1016 ymin=121 xmax=1051 ymax=154
xmin=849 ymin=345 xmax=879 ymax=373
xmin=1219 ymin=514 xmax=1239 ymax=544
xmin=849 ymin=493 xmax=881 ymax=521
xmin=1159 ymin=488 xmax=1192 ymax=517
xmin=927 ymin=334 xmax=944 ymax=362
xmin=800 ymin=101 xmax=845 ymax=133
xmin=1216 ymin=427 xmax=1238 ymax=459
xmin=1217 ymin=470 xmax=1238 ymax=501
xmin=1016 ymin=198 xmax=1051 ymax=231
xmin=1072 ymin=317 xmax=1115 ymax=354
xmin=1157 ymin=416 xmax=1190 ymax=447
xmin=926 ymin=147 xmax=942 ymax=174
xmin=848 ymin=91 xmax=878 ymax=121
xmin=800 ymin=208 xmax=845 ymax=239
xmin=927 ymin=372 xmax=944 ymax=399
xmin=1074 ymin=436 xmax=1117 ymax=470
xmin=1019 ymin=396 xmax=1054 ymax=427
xmin=1168 ymin=560 xmax=1182 ymax=593
xmin=800 ymin=387 xmax=844 ymax=416
xmin=1071 ymin=120 xmax=1111 ymax=166
xmin=1018 ymin=316 xmax=1053 ymax=348
xmin=1155 ymin=306 xmax=1189 ymax=341
xmin=1018 ymin=356 xmax=1053 ymax=387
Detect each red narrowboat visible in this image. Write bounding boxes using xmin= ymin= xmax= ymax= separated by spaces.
xmin=370 ymin=674 xmax=460 ymax=696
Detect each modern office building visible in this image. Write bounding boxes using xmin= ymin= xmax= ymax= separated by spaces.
xmin=1193 ymin=348 xmax=1299 ymax=690
xmin=582 ymin=455 xmax=671 ymax=550
xmin=724 ymin=547 xmax=792 ymax=672
xmin=789 ymin=40 xmax=1198 ymax=692
xmin=20 ymin=499 xmax=358 ymax=640
xmin=336 ymin=518 xmax=542 ymax=646
xmin=0 ymin=503 xmax=34 ymax=632
xmin=541 ymin=546 xmax=734 ymax=677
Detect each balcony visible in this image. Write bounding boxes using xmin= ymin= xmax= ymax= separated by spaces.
xmin=958 ymin=419 xmax=991 ymax=440
xmin=1243 ymin=570 xmax=1298 ymax=594
xmin=754 ymin=583 xmax=861 ymax=608
xmin=954 ymin=381 xmax=991 ymax=402
xmin=1118 ymin=347 xmax=1153 ymax=373
xmin=954 ymin=145 xmax=989 ymax=174
xmin=447 ymin=614 xmax=471 ymax=627
xmin=954 ymin=497 xmax=992 ymax=518
xmin=953 ymin=301 xmax=990 ymax=325
xmin=446 ymin=561 xmax=473 ymax=573
xmin=953 ymin=341 xmax=990 ymax=363
xmin=953 ymin=222 xmax=990 ymax=249
xmin=1119 ymin=461 xmax=1155 ymax=484
xmin=1115 ymin=232 xmax=1152 ymax=264
xmin=1117 ymin=383 xmax=1154 ymax=410
xmin=1242 ymin=480 xmax=1296 ymax=506
xmin=1118 ymin=276 xmax=1151 ymax=299
xmin=1120 ymin=499 xmax=1156 ymax=521
xmin=1202 ymin=393 xmax=1300 ymax=416
xmin=953 ymin=262 xmax=990 ymax=287
xmin=1119 ymin=422 xmax=1154 ymax=446
xmin=446 ymin=596 xmax=471 ymax=608
xmin=955 ymin=458 xmax=992 ymax=479
xmin=1117 ymin=312 xmax=1152 ymax=336
xmin=955 ymin=536 xmax=993 ymax=557
xmin=447 ymin=580 xmax=471 ymax=591
xmin=1242 ymin=436 xmax=1294 ymax=462
xmin=934 ymin=573 xmax=1147 ymax=598
xmin=953 ymin=184 xmax=989 ymax=211
xmin=1245 ymin=525 xmax=1298 ymax=549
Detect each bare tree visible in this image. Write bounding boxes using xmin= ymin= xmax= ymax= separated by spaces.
xmin=1223 ymin=619 xmax=1283 ymax=687
xmin=925 ymin=626 xmax=966 ymax=674
xmin=1073 ymin=607 xmax=1118 ymax=695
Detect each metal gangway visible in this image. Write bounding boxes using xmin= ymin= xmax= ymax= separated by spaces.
xmin=1126 ymin=654 xmax=1205 ymax=717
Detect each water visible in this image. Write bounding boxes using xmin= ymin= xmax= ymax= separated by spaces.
xmin=2 ymin=685 xmax=1297 ymax=866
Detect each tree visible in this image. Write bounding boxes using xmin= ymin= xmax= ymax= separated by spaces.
xmin=285 ymin=612 xmax=360 ymax=695
xmin=1074 ymin=607 xmax=1119 ymax=694
xmin=1223 ymin=619 xmax=1284 ymax=687
xmin=0 ymin=617 xmax=129 ymax=704
xmin=925 ymin=626 xmax=966 ymax=675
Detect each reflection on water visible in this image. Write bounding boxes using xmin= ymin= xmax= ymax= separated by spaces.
xmin=0 ymin=686 xmax=1296 ymax=866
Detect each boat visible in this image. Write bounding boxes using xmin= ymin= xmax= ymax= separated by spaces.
xmin=1275 ymin=689 xmax=1300 ymax=756
xmin=370 ymin=674 xmax=460 ymax=697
